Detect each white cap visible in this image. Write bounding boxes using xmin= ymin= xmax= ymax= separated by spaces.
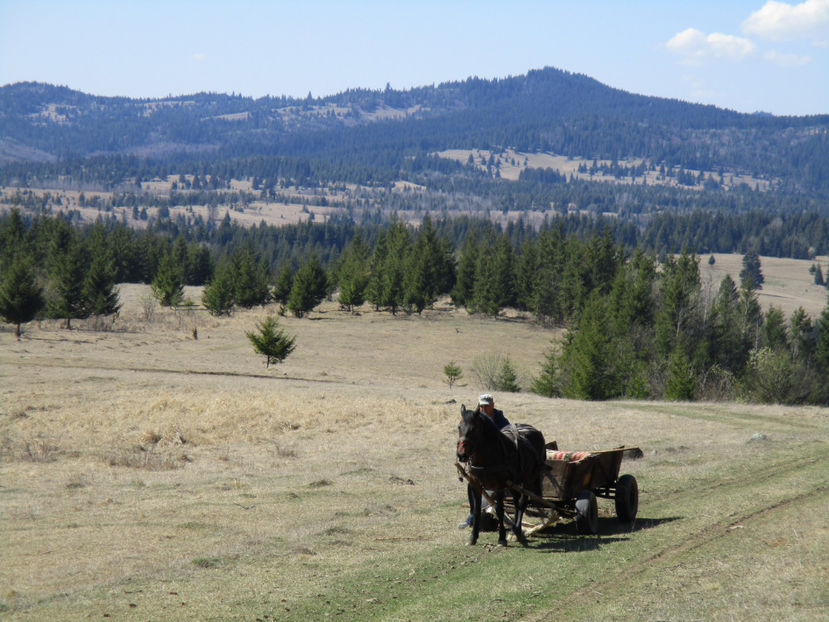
xmin=478 ymin=394 xmax=494 ymax=406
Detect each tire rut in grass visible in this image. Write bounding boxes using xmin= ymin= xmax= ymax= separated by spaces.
xmin=643 ymin=450 xmax=824 ymax=505
xmin=524 ymin=451 xmax=827 ymax=621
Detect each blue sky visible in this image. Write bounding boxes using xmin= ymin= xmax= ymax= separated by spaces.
xmin=1 ymin=1 xmax=827 ymax=116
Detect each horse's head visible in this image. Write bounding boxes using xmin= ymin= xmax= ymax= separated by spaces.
xmin=457 ymin=404 xmax=483 ymax=462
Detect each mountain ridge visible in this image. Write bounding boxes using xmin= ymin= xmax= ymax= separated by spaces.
xmin=2 ymin=66 xmax=828 ymax=196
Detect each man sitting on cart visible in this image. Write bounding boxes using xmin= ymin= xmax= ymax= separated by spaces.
xmin=458 ymin=393 xmax=509 ymax=529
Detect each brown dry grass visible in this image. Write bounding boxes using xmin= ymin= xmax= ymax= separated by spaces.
xmin=436 ymin=148 xmax=773 ymax=192
xmin=701 ymin=253 xmax=828 ymax=318
xmin=1 ymin=280 xmax=827 ymax=621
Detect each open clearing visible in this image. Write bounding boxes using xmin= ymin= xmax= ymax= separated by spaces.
xmin=1 ymin=274 xmax=827 ymax=620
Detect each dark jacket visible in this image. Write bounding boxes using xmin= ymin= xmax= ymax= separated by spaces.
xmin=489 ymin=408 xmax=510 ymax=430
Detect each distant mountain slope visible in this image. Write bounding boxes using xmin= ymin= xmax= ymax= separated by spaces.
xmin=2 ymin=67 xmax=828 ymax=195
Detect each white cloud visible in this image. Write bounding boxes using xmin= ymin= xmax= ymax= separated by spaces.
xmin=763 ymin=49 xmax=813 ymax=64
xmin=191 ymin=53 xmax=207 ymax=62
xmin=742 ymin=0 xmax=829 ymax=43
xmin=666 ymin=28 xmax=756 ymax=64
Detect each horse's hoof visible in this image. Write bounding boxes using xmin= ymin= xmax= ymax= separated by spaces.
xmin=497 ymin=539 xmax=508 ymax=547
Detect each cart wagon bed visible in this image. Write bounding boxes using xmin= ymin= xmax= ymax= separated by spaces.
xmin=506 ymin=443 xmax=642 ymax=535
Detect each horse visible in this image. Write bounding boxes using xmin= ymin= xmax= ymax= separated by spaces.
xmin=456 ymin=404 xmax=546 ymax=546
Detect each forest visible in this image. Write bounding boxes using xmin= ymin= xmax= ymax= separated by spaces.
xmin=2 ymin=208 xmax=828 ymax=405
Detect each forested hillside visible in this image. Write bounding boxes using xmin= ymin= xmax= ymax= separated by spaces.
xmin=2 ymin=67 xmax=828 ymax=196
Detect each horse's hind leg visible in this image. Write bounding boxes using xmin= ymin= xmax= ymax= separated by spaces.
xmin=512 ymin=492 xmax=529 ymax=546
xmin=495 ymin=490 xmax=508 ymax=546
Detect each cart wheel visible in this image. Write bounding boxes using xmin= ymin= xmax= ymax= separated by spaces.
xmin=575 ymin=490 xmax=598 ymax=534
xmin=615 ymin=474 xmax=638 ymax=522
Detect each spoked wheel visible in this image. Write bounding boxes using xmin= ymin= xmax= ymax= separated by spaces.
xmin=575 ymin=490 xmax=598 ymax=534
xmin=614 ymin=474 xmax=639 ymax=522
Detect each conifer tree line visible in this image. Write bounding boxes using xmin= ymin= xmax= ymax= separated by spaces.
xmin=0 ymin=209 xmax=122 ymax=334
xmin=533 ymin=250 xmax=829 ymax=405
xmin=2 ymin=208 xmax=828 ymax=404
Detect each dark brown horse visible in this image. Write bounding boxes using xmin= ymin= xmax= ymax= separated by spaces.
xmin=456 ymin=405 xmax=546 ymax=546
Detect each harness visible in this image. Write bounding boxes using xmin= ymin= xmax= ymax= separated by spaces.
xmin=464 ymin=424 xmax=522 ymax=479
xmin=458 ymin=411 xmax=530 ymax=483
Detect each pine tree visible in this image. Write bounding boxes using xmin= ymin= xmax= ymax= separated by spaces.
xmin=187 ymin=244 xmax=214 ymax=285
xmin=526 ymin=227 xmax=566 ymax=324
xmin=366 ymin=229 xmax=389 ymax=311
xmin=469 ymin=249 xmax=499 ymax=315
xmin=813 ymin=263 xmax=825 ymax=286
xmin=1 ymin=208 xmax=27 ymax=271
xmin=654 ymin=251 xmax=701 ymax=359
xmin=171 ymin=236 xmax=189 ymax=281
xmin=469 ymin=234 xmax=515 ymax=316
xmin=816 ymin=302 xmax=829 ymax=373
xmin=246 ymin=316 xmax=296 ymax=368
xmin=151 ymin=252 xmax=185 ymax=307
xmin=789 ymin=307 xmax=815 ymax=364
xmin=706 ymin=275 xmax=749 ymax=374
xmin=450 ymin=238 xmax=477 ymax=308
xmin=337 ymin=233 xmax=370 ymax=312
xmin=232 ymin=248 xmax=270 ymax=308
xmin=48 ymin=232 xmax=89 ymax=328
xmin=559 ymin=292 xmax=620 ymax=400
xmin=369 ymin=222 xmax=408 ymax=314
xmin=739 ymin=249 xmax=764 ymax=290
xmin=587 ymin=227 xmax=620 ymax=296
xmin=202 ymin=260 xmax=235 ymax=316
xmin=272 ymin=263 xmax=294 ymax=305
xmin=610 ymin=249 xmax=656 ymax=335
xmin=287 ymin=255 xmax=328 ymax=318
xmin=665 ymin=345 xmax=696 ymax=401
xmin=762 ymin=306 xmax=788 ymax=352
xmin=559 ymin=237 xmax=588 ymax=320
xmin=490 ymin=235 xmax=517 ymax=310
xmin=403 ymin=217 xmax=454 ymax=314
xmin=494 ymin=358 xmax=520 ymax=392
xmin=738 ymin=277 xmax=763 ymax=353
xmin=0 ymin=255 xmax=44 ymax=339
xmin=83 ymin=250 xmax=121 ymax=317
xmin=531 ymin=345 xmax=561 ymax=398
xmin=443 ymin=361 xmax=463 ymax=389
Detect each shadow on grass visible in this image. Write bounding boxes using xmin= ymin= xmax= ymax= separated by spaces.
xmin=528 ymin=515 xmax=682 ymax=553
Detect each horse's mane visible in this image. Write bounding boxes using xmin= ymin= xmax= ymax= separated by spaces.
xmin=470 ymin=406 xmax=516 ymax=457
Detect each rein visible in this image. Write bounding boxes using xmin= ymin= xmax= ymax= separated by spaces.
xmin=467 ymin=461 xmax=513 ymax=475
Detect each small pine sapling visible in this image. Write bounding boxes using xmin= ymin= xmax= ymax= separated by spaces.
xmin=443 ymin=361 xmax=464 ymax=389
xmin=246 ymin=316 xmax=296 ymax=368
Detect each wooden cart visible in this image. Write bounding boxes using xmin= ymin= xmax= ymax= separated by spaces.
xmin=494 ymin=443 xmax=641 ymax=536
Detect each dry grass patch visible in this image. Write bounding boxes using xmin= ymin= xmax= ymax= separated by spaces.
xmin=701 ymin=253 xmax=829 ymax=318
xmin=0 ymin=435 xmax=61 ymax=463
xmin=1 ymin=284 xmax=827 ymax=621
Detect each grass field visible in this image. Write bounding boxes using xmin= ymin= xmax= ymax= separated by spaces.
xmin=1 ymin=267 xmax=827 ymax=620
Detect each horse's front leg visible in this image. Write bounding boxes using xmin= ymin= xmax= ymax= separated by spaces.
xmin=496 ymin=490 xmax=507 ymax=546
xmin=469 ymin=485 xmax=482 ymax=546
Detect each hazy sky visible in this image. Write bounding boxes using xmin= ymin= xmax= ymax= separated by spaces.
xmin=2 ymin=0 xmax=828 ymax=116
